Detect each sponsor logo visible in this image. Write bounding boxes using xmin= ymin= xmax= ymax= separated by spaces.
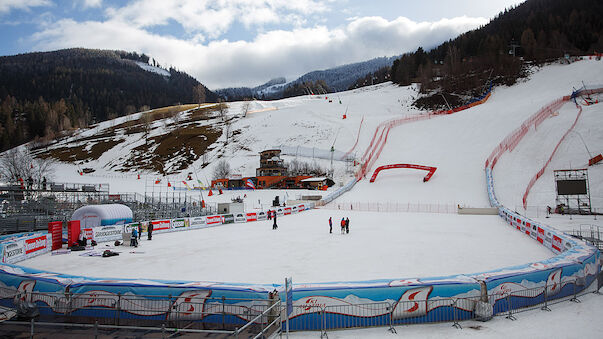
xmin=4 ymin=243 xmax=23 ymax=258
xmin=94 ymin=227 xmax=122 ymax=238
xmin=152 ymin=220 xmax=171 ymax=230
xmin=303 ymin=297 xmax=326 ymax=311
xmin=190 ymin=217 xmax=205 ymax=225
xmin=24 ymin=236 xmax=46 ymax=254
xmin=172 ymin=219 xmax=186 ymax=228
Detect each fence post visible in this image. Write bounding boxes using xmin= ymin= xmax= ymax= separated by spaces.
xmin=541 ymin=284 xmax=551 ymax=312
xmin=387 ymin=302 xmax=396 ymax=334
xmin=505 ymin=294 xmax=516 ymax=320
xmin=117 ymin=293 xmax=121 ymax=325
xmin=320 ymin=307 xmax=328 ymax=339
xmin=452 ymin=299 xmax=462 ymax=329
xmin=570 ymin=279 xmax=581 ymax=303
xmin=94 ymin=320 xmax=99 ymax=339
xmin=30 ymin=318 xmax=34 ymax=338
xmin=222 ymin=296 xmax=226 ymax=328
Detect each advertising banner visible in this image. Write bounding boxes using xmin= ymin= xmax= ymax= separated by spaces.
xmin=205 ymin=215 xmax=222 ymax=225
xmin=246 ymin=212 xmax=257 ymax=222
xmin=48 ymin=221 xmax=63 ymax=251
xmin=222 ymin=214 xmax=234 ymax=224
xmin=190 ymin=217 xmax=206 ymax=228
xmin=82 ymin=228 xmax=94 ymax=240
xmin=171 ymin=219 xmax=189 ymax=228
xmin=284 ymin=207 xmax=292 ymax=215
xmin=151 ymin=220 xmax=171 ymax=231
xmin=92 ymin=225 xmax=123 ymax=242
xmin=24 ymin=236 xmax=47 ymax=255
xmin=2 ymin=240 xmax=25 ymax=263
xmin=234 ymin=214 xmax=246 ymax=223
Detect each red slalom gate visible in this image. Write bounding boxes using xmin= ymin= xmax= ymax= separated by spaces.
xmin=369 ymin=164 xmax=437 ymax=183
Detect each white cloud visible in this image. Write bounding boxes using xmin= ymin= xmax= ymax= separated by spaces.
xmin=82 ymin=0 xmax=102 ymax=9
xmin=0 ymin=0 xmax=52 ymax=14
xmin=103 ymin=0 xmax=330 ymax=37
xmin=30 ymin=14 xmax=487 ymax=89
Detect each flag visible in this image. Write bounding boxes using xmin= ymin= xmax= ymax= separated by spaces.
xmin=218 ymin=188 xmax=223 ymax=195
xmin=155 ymin=179 xmax=161 ymax=184
xmin=208 ymin=190 xmax=213 ymax=196
xmin=167 ymin=181 xmax=171 ymax=187
xmin=246 ymin=179 xmax=255 ymax=190
xmin=182 ymin=181 xmax=191 ymax=190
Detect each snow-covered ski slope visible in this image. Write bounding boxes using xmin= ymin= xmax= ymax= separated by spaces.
xmin=341 ymin=59 xmax=603 ymax=209
xmin=45 ymin=59 xmax=602 ymax=219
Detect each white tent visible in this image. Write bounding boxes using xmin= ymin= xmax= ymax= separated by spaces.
xmin=71 ymin=204 xmax=133 ymax=228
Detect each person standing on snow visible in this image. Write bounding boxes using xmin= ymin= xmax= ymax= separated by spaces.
xmin=340 ymin=218 xmax=346 ymax=234
xmin=345 ymin=217 xmax=350 ymax=234
xmin=273 ymin=212 xmax=278 ymax=230
xmin=329 ymin=217 xmax=332 ymax=233
xmin=147 ymin=223 xmax=153 ymax=240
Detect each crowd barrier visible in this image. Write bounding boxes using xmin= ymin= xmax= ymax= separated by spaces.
xmin=522 ymin=104 xmax=583 ymax=209
xmin=0 ymin=88 xmax=600 ymax=333
xmin=322 ymin=201 xmax=458 ymax=214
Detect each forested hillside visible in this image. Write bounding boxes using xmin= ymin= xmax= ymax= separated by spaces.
xmin=0 ymin=48 xmax=217 ymax=151
xmin=389 ymin=0 xmax=603 ymax=108
xmin=217 ymin=56 xmax=398 ymax=101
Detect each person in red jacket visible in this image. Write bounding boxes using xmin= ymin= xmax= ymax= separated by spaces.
xmin=340 ymin=218 xmax=346 ymax=234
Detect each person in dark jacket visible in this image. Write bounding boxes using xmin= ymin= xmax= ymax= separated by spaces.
xmin=329 ymin=217 xmax=332 ymax=233
xmin=273 ymin=212 xmax=278 ymax=229
xmin=345 ymin=217 xmax=350 ymax=234
xmin=147 ymin=223 xmax=153 ymax=240
xmin=138 ymin=224 xmax=142 ymax=239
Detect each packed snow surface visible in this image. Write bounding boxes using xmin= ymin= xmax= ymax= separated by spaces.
xmin=23 ymin=209 xmax=552 ymax=283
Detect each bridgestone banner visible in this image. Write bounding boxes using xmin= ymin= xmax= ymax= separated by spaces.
xmin=2 ymin=241 xmax=25 ymax=263
xmin=92 ymin=225 xmax=123 ymax=242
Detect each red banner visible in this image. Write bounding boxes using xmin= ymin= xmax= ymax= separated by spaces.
xmin=552 ymin=235 xmax=563 ymax=252
xmin=25 ymin=236 xmax=47 ymax=254
xmin=151 ymin=220 xmax=171 ymax=231
xmin=205 ymin=215 xmax=222 ymax=225
xmin=48 ymin=221 xmax=63 ymax=251
xmin=246 ymin=213 xmax=257 ymax=222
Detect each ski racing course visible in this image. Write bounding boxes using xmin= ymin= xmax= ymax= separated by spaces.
xmin=0 ymin=60 xmax=602 ymax=333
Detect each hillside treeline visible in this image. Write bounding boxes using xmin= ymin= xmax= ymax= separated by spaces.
xmin=391 ymin=0 xmax=603 ymax=98
xmin=0 ymin=48 xmax=217 ymax=151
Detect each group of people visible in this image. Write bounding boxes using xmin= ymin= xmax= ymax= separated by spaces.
xmin=328 ymin=217 xmax=350 ymax=234
xmin=130 ymin=223 xmax=154 ymax=247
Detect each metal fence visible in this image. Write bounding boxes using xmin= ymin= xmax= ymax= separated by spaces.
xmin=2 ymin=277 xmax=598 ymax=337
xmin=569 ymin=224 xmax=603 ymax=250
xmin=0 ymin=288 xmax=282 ymax=338
xmin=519 ymin=206 xmax=601 ymax=219
xmin=322 ymin=201 xmax=458 ymax=214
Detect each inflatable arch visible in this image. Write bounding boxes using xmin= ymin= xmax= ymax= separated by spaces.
xmin=71 ymin=204 xmax=133 ymax=227
xmin=370 ymin=164 xmax=437 ymax=183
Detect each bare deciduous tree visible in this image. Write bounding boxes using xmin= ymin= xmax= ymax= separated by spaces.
xmin=212 ymin=159 xmax=231 ymax=179
xmin=193 ymin=84 xmax=206 ymax=107
xmin=242 ymin=101 xmax=251 ymax=117
xmin=0 ymin=148 xmax=55 ymax=187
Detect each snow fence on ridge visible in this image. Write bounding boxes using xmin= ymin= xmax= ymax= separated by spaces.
xmin=0 ymin=89 xmax=599 ymax=332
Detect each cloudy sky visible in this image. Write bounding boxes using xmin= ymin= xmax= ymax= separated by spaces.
xmin=0 ymin=0 xmax=524 ymax=89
